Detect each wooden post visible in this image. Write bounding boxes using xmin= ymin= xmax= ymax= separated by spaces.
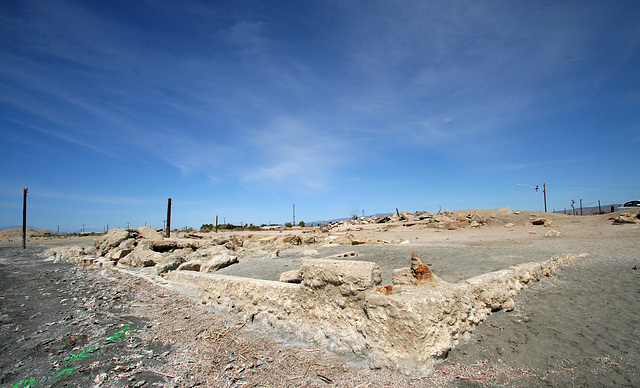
xmin=166 ymin=198 xmax=172 ymax=238
xmin=215 ymin=215 xmax=218 ymax=233
xmin=580 ymin=199 xmax=583 ymax=215
xmin=598 ymin=200 xmax=601 ymax=214
xmin=22 ymin=187 xmax=28 ymax=249
xmin=543 ymin=183 xmax=547 ymax=213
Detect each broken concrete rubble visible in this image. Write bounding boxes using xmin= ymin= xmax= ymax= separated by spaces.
xmin=611 ymin=213 xmax=640 ymax=224
xmin=177 ymin=253 xmax=238 ymax=273
xmin=95 ymin=228 xmax=133 ymax=256
xmin=43 ymin=228 xmax=242 ymax=275
xmin=282 ymin=235 xmax=302 ymax=245
xmin=279 ymin=269 xmax=302 ymax=283
xmin=300 ymin=259 xmax=382 ymax=295
xmin=118 ymin=249 xmax=164 ymax=267
xmin=530 ymin=218 xmax=552 ymax=227
xmin=325 ymin=211 xmax=487 ymax=230
xmin=137 ymin=225 xmax=164 ymax=241
xmin=324 ymin=251 xmax=359 ymax=259
xmin=42 ymin=245 xmax=95 ymax=263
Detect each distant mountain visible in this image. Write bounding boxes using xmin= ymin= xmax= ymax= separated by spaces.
xmin=0 ymin=225 xmax=40 ymax=231
xmin=307 ymin=213 xmax=394 ymax=227
xmin=552 ymin=204 xmax=622 ymax=216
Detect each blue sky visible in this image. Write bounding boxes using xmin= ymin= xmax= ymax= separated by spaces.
xmin=1 ymin=0 xmax=639 ymax=232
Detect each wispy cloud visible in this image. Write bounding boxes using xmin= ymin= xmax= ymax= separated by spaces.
xmin=31 ymin=189 xmax=165 ymax=207
xmin=241 ymin=116 xmax=350 ymax=191
xmin=1 ymin=0 xmax=638 ymax=227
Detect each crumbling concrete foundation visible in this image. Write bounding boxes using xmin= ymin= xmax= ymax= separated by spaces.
xmin=167 ymin=254 xmax=580 ymax=374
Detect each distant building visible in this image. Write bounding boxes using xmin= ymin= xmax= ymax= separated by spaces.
xmin=261 ymin=225 xmax=284 ymax=230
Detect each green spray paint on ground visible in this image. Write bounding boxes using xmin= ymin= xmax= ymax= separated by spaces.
xmin=54 ymin=368 xmax=75 ymax=377
xmin=11 ymin=327 xmax=131 ymax=388
xmin=11 ymin=379 xmax=36 ymax=388
xmin=106 ymin=327 xmax=130 ymax=343
xmin=65 ymin=345 xmax=100 ymax=364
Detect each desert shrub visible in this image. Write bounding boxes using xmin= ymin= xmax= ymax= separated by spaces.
xmin=200 ymin=224 xmax=214 ymax=232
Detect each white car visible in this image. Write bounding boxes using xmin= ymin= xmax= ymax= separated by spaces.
xmin=618 ymin=200 xmax=640 ymax=211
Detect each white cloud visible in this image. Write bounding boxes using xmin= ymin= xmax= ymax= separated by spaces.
xmin=31 ymin=189 xmax=164 ymax=206
xmin=224 ymin=20 xmax=267 ymax=52
xmin=241 ymin=116 xmax=350 ymax=191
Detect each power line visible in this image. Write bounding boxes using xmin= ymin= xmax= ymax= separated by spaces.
xmin=546 ymin=183 xmax=640 ymax=189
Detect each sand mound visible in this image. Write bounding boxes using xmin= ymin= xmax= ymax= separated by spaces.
xmin=0 ymin=228 xmax=53 ymax=239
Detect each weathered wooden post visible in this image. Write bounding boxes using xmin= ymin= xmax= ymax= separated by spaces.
xmin=166 ymin=198 xmax=172 ymax=238
xmin=22 ymin=187 xmax=28 ymax=249
xmin=215 ymin=215 xmax=218 ymax=233
xmin=580 ymin=199 xmax=583 ymax=215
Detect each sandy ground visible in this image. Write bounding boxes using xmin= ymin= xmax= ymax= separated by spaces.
xmin=1 ymin=209 xmax=639 ymax=387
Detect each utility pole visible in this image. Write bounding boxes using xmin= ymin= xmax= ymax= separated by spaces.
xmin=293 ymin=203 xmax=296 ymax=226
xmin=518 ymin=183 xmax=546 ymax=212
xmin=166 ymin=198 xmax=172 ymax=238
xmin=82 ymin=224 xmax=85 ymax=234
xmin=580 ymin=199 xmax=583 ymax=215
xmin=126 ymin=222 xmax=130 ymax=230
xmin=57 ymin=226 xmax=60 ymax=234
xmin=571 ymin=200 xmax=575 ymax=215
xmin=598 ymin=200 xmax=602 ymax=214
xmin=22 ymin=187 xmax=28 ymax=249
xmin=215 ymin=215 xmax=218 ymax=233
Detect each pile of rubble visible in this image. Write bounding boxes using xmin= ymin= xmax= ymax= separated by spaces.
xmin=611 ymin=212 xmax=640 ymax=224
xmin=42 ymin=226 xmax=242 ymax=275
xmin=41 ymin=211 xmax=494 ymax=276
xmin=42 ymin=226 xmax=404 ymax=276
xmin=326 ymin=210 xmax=487 ymax=230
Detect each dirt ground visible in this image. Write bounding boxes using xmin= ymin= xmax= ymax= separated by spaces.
xmin=1 ymin=209 xmax=639 ymax=387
